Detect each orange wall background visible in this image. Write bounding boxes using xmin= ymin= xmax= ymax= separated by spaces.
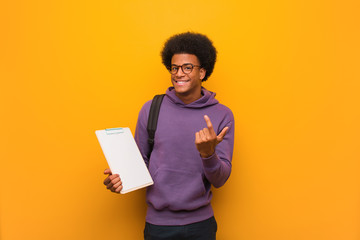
xmin=1 ymin=0 xmax=359 ymax=239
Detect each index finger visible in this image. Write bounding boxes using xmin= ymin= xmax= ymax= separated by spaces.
xmin=204 ymin=115 xmax=215 ymax=133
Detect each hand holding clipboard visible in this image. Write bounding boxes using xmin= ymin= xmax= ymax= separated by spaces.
xmin=103 ymin=168 xmax=122 ymax=193
xmin=96 ymin=127 xmax=153 ymax=194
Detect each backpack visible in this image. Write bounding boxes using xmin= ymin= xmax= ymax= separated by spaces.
xmin=146 ymin=94 xmax=165 ymax=158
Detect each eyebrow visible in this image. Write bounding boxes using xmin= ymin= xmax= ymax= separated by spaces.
xmin=171 ymin=63 xmax=193 ymax=66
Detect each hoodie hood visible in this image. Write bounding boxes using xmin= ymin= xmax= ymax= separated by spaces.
xmin=165 ymin=87 xmax=219 ymax=109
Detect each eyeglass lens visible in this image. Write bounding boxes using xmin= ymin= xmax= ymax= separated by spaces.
xmin=170 ymin=64 xmax=194 ymax=74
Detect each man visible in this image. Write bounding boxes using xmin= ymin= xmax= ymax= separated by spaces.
xmin=104 ymin=32 xmax=235 ymax=240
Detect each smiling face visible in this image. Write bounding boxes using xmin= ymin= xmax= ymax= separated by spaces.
xmin=170 ymin=53 xmax=206 ymax=104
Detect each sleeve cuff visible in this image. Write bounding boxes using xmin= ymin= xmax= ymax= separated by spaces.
xmin=201 ymin=152 xmax=220 ymax=170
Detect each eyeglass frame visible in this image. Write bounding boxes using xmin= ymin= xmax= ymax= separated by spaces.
xmin=169 ymin=63 xmax=202 ymax=74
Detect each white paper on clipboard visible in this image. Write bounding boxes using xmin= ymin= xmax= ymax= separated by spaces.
xmin=95 ymin=127 xmax=153 ymax=194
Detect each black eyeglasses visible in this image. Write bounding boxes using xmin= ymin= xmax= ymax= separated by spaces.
xmin=169 ymin=63 xmax=201 ymax=74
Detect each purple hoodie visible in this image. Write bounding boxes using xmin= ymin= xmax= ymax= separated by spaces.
xmin=135 ymin=87 xmax=235 ymax=226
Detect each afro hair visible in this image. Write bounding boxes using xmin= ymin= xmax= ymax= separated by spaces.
xmin=161 ymin=32 xmax=217 ymax=82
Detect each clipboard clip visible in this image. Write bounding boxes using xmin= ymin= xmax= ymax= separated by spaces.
xmin=105 ymin=127 xmax=124 ymax=135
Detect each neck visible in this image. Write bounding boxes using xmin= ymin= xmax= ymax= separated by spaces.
xmin=175 ymin=90 xmax=202 ymax=105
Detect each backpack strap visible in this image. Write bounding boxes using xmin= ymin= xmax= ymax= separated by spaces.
xmin=146 ymin=94 xmax=165 ymax=158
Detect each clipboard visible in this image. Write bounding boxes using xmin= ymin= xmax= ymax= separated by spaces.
xmin=95 ymin=127 xmax=153 ymax=194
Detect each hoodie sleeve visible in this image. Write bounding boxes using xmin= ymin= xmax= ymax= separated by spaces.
xmin=202 ymin=109 xmax=235 ymax=188
xmin=134 ymin=101 xmax=152 ymax=167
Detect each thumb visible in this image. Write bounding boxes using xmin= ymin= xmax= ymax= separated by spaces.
xmin=216 ymin=126 xmax=229 ymax=143
xmin=104 ymin=168 xmax=112 ymax=175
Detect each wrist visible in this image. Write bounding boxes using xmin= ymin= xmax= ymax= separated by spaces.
xmin=200 ymin=151 xmax=215 ymax=159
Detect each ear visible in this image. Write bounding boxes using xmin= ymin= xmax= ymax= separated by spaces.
xmin=200 ymin=68 xmax=206 ymax=80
